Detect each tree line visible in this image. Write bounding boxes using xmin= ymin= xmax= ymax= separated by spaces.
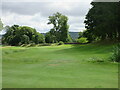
xmin=1 ymin=2 xmax=120 ymax=46
xmin=1 ymin=12 xmax=72 ymax=46
xmin=80 ymin=2 xmax=120 ymax=42
xmin=2 ymin=25 xmax=45 ymax=46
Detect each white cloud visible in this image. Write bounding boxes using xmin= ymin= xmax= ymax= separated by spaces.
xmin=2 ymin=13 xmax=54 ymax=33
xmin=3 ymin=0 xmax=93 ymax=2
xmin=1 ymin=1 xmax=91 ymax=33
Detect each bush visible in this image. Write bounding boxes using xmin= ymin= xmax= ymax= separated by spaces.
xmin=87 ymin=57 xmax=104 ymax=63
xmin=58 ymin=41 xmax=64 ymax=45
xmin=111 ymin=43 xmax=120 ymax=62
xmin=77 ymin=37 xmax=88 ymax=44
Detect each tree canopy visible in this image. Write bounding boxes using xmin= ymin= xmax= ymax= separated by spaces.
xmin=84 ymin=2 xmax=120 ymax=42
xmin=47 ymin=12 xmax=72 ymax=43
xmin=2 ymin=25 xmax=45 ymax=46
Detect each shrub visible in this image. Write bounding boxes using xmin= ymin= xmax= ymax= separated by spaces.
xmin=111 ymin=43 xmax=120 ymax=62
xmin=87 ymin=57 xmax=104 ymax=63
xmin=77 ymin=37 xmax=88 ymax=44
xmin=58 ymin=41 xmax=64 ymax=45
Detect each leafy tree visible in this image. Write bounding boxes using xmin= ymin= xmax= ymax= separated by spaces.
xmin=2 ymin=25 xmax=20 ymax=45
xmin=2 ymin=25 xmax=45 ymax=46
xmin=84 ymin=2 xmax=120 ymax=42
xmin=47 ymin=12 xmax=70 ymax=42
xmin=77 ymin=37 xmax=88 ymax=44
xmin=32 ymin=32 xmax=45 ymax=44
xmin=82 ymin=30 xmax=96 ymax=43
xmin=19 ymin=26 xmax=36 ymax=40
xmin=78 ymin=30 xmax=94 ymax=43
xmin=45 ymin=32 xmax=55 ymax=43
xmin=116 ymin=2 xmax=120 ymax=41
xmin=21 ymin=35 xmax=30 ymax=44
xmin=78 ymin=31 xmax=83 ymax=39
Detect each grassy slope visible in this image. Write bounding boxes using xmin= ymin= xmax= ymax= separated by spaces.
xmin=2 ymin=44 xmax=118 ymax=88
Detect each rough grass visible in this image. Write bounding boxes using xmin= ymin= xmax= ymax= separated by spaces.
xmin=2 ymin=44 xmax=118 ymax=88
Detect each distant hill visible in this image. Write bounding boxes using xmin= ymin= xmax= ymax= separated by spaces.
xmin=69 ymin=32 xmax=79 ymax=40
xmin=41 ymin=32 xmax=79 ymax=40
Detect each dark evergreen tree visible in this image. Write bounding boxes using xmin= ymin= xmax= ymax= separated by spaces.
xmin=84 ymin=2 xmax=120 ymax=42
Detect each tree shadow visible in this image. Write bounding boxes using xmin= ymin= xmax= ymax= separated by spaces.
xmin=54 ymin=44 xmax=113 ymax=55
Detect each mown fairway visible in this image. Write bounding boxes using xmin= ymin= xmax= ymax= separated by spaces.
xmin=2 ymin=44 xmax=118 ymax=88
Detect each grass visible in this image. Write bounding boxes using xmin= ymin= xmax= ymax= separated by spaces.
xmin=2 ymin=44 xmax=118 ymax=88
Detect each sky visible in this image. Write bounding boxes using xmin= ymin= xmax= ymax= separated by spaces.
xmin=1 ymin=0 xmax=93 ymax=33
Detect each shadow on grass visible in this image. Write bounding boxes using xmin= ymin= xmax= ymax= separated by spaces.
xmin=55 ymin=44 xmax=113 ymax=55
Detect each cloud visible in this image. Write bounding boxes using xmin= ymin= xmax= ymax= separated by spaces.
xmin=1 ymin=1 xmax=92 ymax=33
xmin=93 ymin=0 xmax=119 ymax=2
xmin=3 ymin=0 xmax=93 ymax=2
xmin=2 ymin=2 xmax=91 ymax=16
xmin=2 ymin=13 xmax=53 ymax=33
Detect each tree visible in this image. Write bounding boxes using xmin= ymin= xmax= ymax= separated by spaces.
xmin=84 ymin=2 xmax=119 ymax=42
xmin=2 ymin=25 xmax=20 ymax=45
xmin=116 ymin=2 xmax=120 ymax=41
xmin=45 ymin=32 xmax=55 ymax=43
xmin=21 ymin=35 xmax=30 ymax=44
xmin=47 ymin=12 xmax=70 ymax=42
xmin=82 ymin=30 xmax=96 ymax=43
xmin=77 ymin=37 xmax=88 ymax=44
xmin=78 ymin=31 xmax=83 ymax=39
xmin=2 ymin=25 xmax=45 ymax=46
xmin=32 ymin=32 xmax=45 ymax=44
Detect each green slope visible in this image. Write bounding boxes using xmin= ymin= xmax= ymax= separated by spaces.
xmin=2 ymin=44 xmax=118 ymax=88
